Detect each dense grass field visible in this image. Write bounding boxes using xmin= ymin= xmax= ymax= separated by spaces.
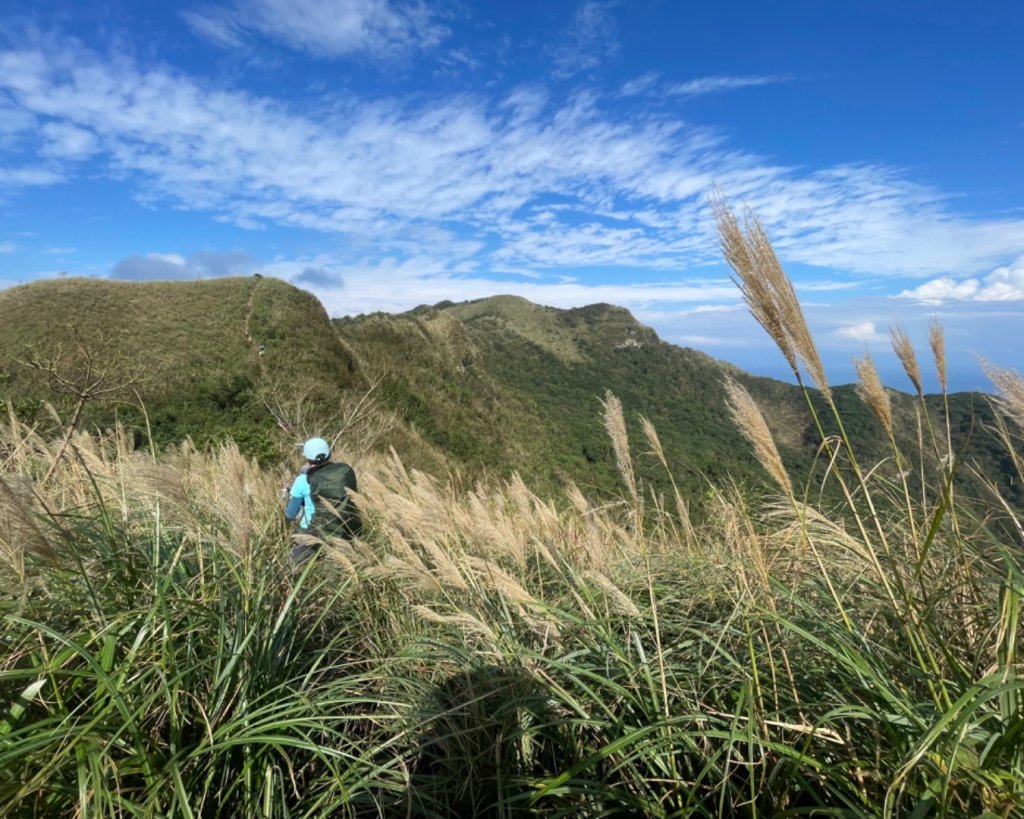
xmin=2 ymin=206 xmax=1022 ymax=817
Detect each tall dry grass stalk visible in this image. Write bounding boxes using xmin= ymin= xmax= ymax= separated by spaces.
xmin=353 ymin=445 xmax=644 ymax=619
xmin=711 ymin=193 xmax=798 ymax=376
xmin=890 ymin=323 xmax=923 ymax=396
xmin=0 ymin=477 xmax=54 ymax=579
xmin=601 ymin=390 xmax=638 ymax=505
xmin=854 ymin=353 xmax=893 ymax=438
xmin=0 ymin=412 xmax=284 ymax=570
xmin=929 ymin=319 xmax=948 ymax=393
xmin=984 ymin=363 xmax=1024 ymax=432
xmin=711 ymin=192 xmax=831 ymax=402
xmin=724 ymin=378 xmax=793 ymax=497
xmin=641 ymin=415 xmax=696 ymax=547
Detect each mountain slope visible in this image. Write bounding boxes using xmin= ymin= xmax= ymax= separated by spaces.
xmin=0 ymin=276 xmax=360 ymax=457
xmin=0 ymin=278 xmax=1016 ymax=512
xmin=337 ymin=295 xmax=1021 ymax=510
xmin=336 ymin=297 xmax=790 ymax=498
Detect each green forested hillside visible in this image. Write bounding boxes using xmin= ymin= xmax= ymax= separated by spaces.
xmin=336 ymin=295 xmax=1021 ymax=511
xmin=0 ymin=277 xmax=1017 ymax=510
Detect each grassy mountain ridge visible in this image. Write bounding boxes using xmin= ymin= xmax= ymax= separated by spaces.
xmin=337 ymin=295 xmax=811 ymax=499
xmin=0 ymin=274 xmax=355 ymax=387
xmin=0 ymin=276 xmax=360 ymax=457
xmin=337 ymin=295 xmax=1021 ymax=510
xmin=0 ymin=276 xmax=1017 ymax=511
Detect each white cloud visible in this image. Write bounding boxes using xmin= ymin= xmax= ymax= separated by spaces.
xmin=0 ymin=241 xmax=14 ymax=253
xmin=681 ymin=304 xmax=740 ymax=316
xmin=619 ymin=71 xmax=660 ymax=97
xmin=0 ymin=96 xmax=36 ymax=146
xmin=550 ymin=1 xmax=620 ymax=79
xmin=180 ymin=9 xmax=247 ymax=47
xmin=39 ymin=122 xmax=98 ymax=159
xmin=669 ymin=74 xmax=788 ymax=98
xmin=796 ymin=280 xmax=863 ymax=292
xmin=835 ymin=321 xmax=885 ymax=343
xmin=43 ymin=245 xmax=78 ymax=254
xmin=185 ymin=0 xmax=449 ymax=58
xmin=262 ymin=253 xmax=737 ymax=318
xmin=0 ymin=40 xmax=1022 ymax=282
xmin=0 ymin=166 xmax=63 ymax=186
xmin=149 ymin=252 xmax=188 ymax=266
xmin=897 ymin=256 xmax=1024 ymax=303
xmin=673 ymin=334 xmax=750 ymax=347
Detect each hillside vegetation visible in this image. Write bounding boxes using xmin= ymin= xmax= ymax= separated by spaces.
xmin=2 ymin=201 xmax=1024 ymax=816
xmin=0 ymin=274 xmax=1018 ymax=518
xmin=1 ymin=337 xmax=1022 ymax=816
xmin=337 ymin=296 xmax=1021 ymax=512
xmin=0 ymin=275 xmax=361 ymax=459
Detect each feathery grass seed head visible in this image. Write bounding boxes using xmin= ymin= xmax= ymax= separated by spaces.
xmin=890 ymin=324 xmax=922 ymax=396
xmin=711 ymin=192 xmax=830 ymax=401
xmin=984 ymin=363 xmax=1024 ymax=431
xmin=854 ymin=353 xmax=893 ymax=437
xmin=724 ymin=378 xmax=792 ymax=497
xmin=711 ymin=193 xmax=799 ymax=376
xmin=929 ymin=319 xmax=947 ymax=393
xmin=601 ymin=391 xmax=637 ymax=503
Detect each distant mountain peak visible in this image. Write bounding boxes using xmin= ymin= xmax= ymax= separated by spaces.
xmin=435 ymin=295 xmax=653 ymax=365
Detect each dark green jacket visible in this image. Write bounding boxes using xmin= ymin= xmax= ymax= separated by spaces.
xmin=307 ymin=461 xmax=361 ymax=538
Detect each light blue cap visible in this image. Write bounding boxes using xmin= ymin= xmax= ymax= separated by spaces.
xmin=302 ymin=437 xmax=330 ymax=462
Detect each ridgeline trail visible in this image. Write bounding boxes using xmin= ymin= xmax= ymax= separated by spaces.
xmin=243 ymin=275 xmax=270 ymax=384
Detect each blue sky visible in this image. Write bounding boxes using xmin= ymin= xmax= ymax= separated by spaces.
xmin=0 ymin=0 xmax=1021 ymax=392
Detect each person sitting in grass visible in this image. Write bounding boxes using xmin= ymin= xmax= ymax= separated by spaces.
xmin=284 ymin=437 xmax=361 ymax=563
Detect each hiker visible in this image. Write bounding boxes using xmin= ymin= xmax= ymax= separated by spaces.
xmin=284 ymin=437 xmax=361 ymax=563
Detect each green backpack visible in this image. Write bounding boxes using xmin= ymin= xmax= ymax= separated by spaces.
xmin=307 ymin=462 xmax=361 ymax=538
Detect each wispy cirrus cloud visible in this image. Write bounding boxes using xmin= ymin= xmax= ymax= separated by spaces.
xmin=0 ymin=241 xmax=15 ymax=253
xmin=669 ymin=74 xmax=789 ymax=97
xmin=618 ymin=71 xmax=660 ymax=97
xmin=549 ymin=0 xmax=620 ymax=79
xmin=184 ymin=0 xmax=449 ymax=59
xmin=0 ymin=36 xmax=1022 ymax=285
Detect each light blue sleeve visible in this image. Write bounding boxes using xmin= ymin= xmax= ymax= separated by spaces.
xmin=288 ymin=474 xmax=314 ymax=529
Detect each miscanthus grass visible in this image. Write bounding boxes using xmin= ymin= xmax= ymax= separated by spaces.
xmin=2 ymin=209 xmax=1023 ymax=816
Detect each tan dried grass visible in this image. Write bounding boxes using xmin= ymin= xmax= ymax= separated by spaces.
xmin=601 ymin=391 xmax=637 ymax=505
xmin=582 ymin=569 xmax=642 ymax=617
xmin=890 ymin=324 xmax=922 ymax=396
xmin=412 ymin=605 xmax=498 ymax=642
xmin=854 ymin=353 xmax=893 ymax=438
xmin=724 ymin=378 xmax=792 ymax=497
xmin=711 ymin=192 xmax=831 ymax=401
xmin=984 ymin=363 xmax=1024 ymax=431
xmin=466 ymin=555 xmax=538 ymax=608
xmin=929 ymin=320 xmax=947 ymax=393
xmin=0 ymin=477 xmax=55 ymax=578
xmin=641 ymin=416 xmax=696 ymax=547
